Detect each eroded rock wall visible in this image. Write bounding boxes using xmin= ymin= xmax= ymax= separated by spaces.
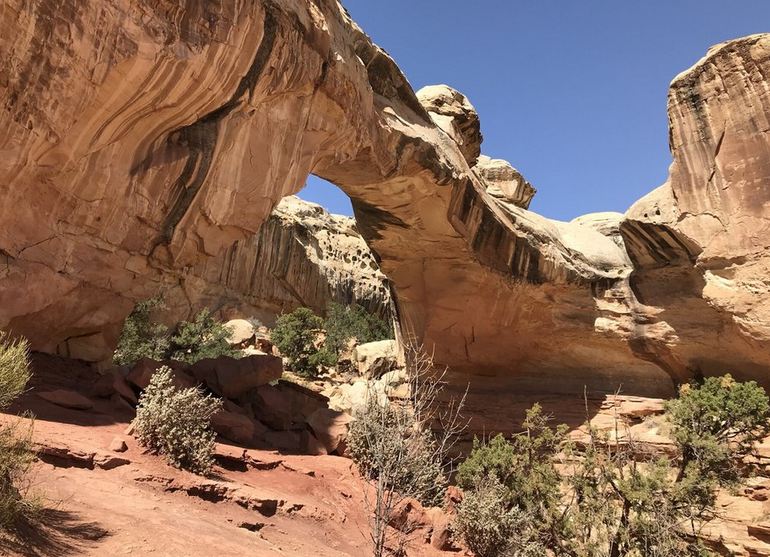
xmin=0 ymin=1 xmax=769 ymax=416
xmin=621 ymin=35 xmax=770 ymax=384
xmin=185 ymin=195 xmax=392 ymax=325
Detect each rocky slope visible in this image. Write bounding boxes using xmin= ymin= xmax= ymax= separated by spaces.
xmin=0 ymin=1 xmax=769 ymax=425
xmin=0 ymin=354 xmax=454 ymax=557
xmin=5 ymin=355 xmax=770 ymax=556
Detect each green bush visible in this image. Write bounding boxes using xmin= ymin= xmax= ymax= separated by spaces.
xmin=323 ymin=303 xmax=393 ymax=360
xmin=0 ymin=332 xmax=36 ymax=527
xmin=168 ymin=308 xmax=239 ymax=364
xmin=667 ymin=374 xmax=769 ymax=486
xmin=454 ymin=475 xmax=541 ymax=557
xmin=271 ymin=308 xmax=330 ymax=378
xmin=134 ymin=366 xmax=223 ymax=475
xmin=457 ymin=404 xmax=565 ymax=513
xmin=113 ymin=296 xmax=170 ymax=366
xmin=347 ymin=397 xmax=446 ymax=507
xmin=114 ymin=298 xmax=238 ymax=366
xmin=455 ymin=377 xmax=770 ymax=556
xmin=272 ymin=304 xmax=393 ymax=377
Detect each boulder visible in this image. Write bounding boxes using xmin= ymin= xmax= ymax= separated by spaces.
xmin=416 ymin=85 xmax=481 ymax=165
xmin=430 ymin=512 xmax=454 ymax=550
xmin=387 ymin=498 xmax=429 ymax=532
xmin=250 ymin=385 xmax=294 ymax=431
xmin=276 ymin=381 xmax=328 ymax=421
xmin=92 ymin=369 xmax=138 ymax=404
xmin=126 ymin=359 xmax=195 ymax=391
xmin=211 ymin=410 xmax=265 ymax=446
xmin=353 ymin=340 xmax=399 ymax=378
xmin=109 ymin=437 xmax=128 ymax=453
xmin=110 ymin=393 xmax=135 ymax=413
xmin=262 ymin=430 xmax=301 ymax=453
xmin=189 ymin=354 xmax=282 ymax=399
xmin=300 ymin=430 xmax=328 ymax=456
xmin=224 ymin=319 xmax=255 ymax=346
xmin=474 ymin=155 xmax=536 ymax=209
xmin=37 ymin=389 xmax=93 ymax=410
xmin=93 ymin=451 xmax=131 ymax=470
xmin=307 ymin=408 xmax=352 ymax=455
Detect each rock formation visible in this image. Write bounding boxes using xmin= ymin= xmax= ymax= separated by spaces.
xmin=0 ymin=1 xmax=769 ymax=421
xmin=186 ymin=195 xmax=393 ymax=326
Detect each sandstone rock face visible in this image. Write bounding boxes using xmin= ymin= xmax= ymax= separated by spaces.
xmin=619 ymin=34 xmax=770 ymax=384
xmin=352 ymin=339 xmax=399 ymax=378
xmin=475 ymin=155 xmax=536 ymax=209
xmin=188 ymin=196 xmax=393 ymax=327
xmin=416 ymin=85 xmax=482 ymax=165
xmin=0 ymin=2 xmax=769 ymax=429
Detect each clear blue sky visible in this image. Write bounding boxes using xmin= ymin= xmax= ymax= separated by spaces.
xmin=299 ymin=1 xmax=770 ymax=221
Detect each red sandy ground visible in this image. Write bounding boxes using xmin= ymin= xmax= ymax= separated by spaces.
xmin=0 ymin=355 xmax=451 ymax=557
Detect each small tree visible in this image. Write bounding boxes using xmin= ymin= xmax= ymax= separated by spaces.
xmin=271 ymin=308 xmax=333 ymax=377
xmin=113 ymin=296 xmax=169 ymax=366
xmin=115 ymin=299 xmax=239 ymax=366
xmin=457 ymin=405 xmax=569 ymax=554
xmin=455 ymin=375 xmax=770 ymax=557
xmin=323 ymin=303 xmax=393 ymax=361
xmin=0 ymin=332 xmax=35 ymax=527
xmin=168 ymin=308 xmax=238 ymax=364
xmin=134 ymin=366 xmax=223 ymax=475
xmin=348 ymin=340 xmax=466 ymax=557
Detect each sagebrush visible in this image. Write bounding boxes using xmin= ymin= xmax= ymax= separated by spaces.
xmin=134 ymin=366 xmax=223 ymax=475
xmin=350 ymin=340 xmax=466 ymax=557
xmin=0 ymin=332 xmax=36 ymax=528
xmin=348 ymin=397 xmax=446 ymax=507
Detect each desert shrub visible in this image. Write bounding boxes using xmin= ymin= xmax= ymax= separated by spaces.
xmin=667 ymin=374 xmax=769 ymax=486
xmin=0 ymin=332 xmax=36 ymax=527
xmin=271 ymin=308 xmax=330 ymax=377
xmin=113 ymin=296 xmax=170 ymax=366
xmin=323 ymin=303 xmax=393 ymax=360
xmin=271 ymin=304 xmax=392 ymax=376
xmin=114 ymin=299 xmax=238 ymax=366
xmin=455 ymin=475 xmax=542 ymax=557
xmin=348 ymin=397 xmax=446 ymax=507
xmin=455 ymin=376 xmax=770 ymax=556
xmin=0 ymin=333 xmax=32 ymax=411
xmin=168 ymin=308 xmax=238 ymax=364
xmin=457 ymin=404 xmax=566 ymax=514
xmin=134 ymin=366 xmax=222 ymax=475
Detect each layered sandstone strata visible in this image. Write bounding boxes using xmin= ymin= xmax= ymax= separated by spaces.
xmin=185 ymin=195 xmax=392 ymax=326
xmin=0 ymin=1 xmax=768 ymax=408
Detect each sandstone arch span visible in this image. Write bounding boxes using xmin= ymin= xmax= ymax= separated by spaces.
xmin=1 ymin=1 xmax=769 ymax=411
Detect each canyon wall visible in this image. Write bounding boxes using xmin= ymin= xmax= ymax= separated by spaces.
xmin=0 ymin=2 xmax=769 ymax=408
xmin=186 ymin=195 xmax=392 ymax=326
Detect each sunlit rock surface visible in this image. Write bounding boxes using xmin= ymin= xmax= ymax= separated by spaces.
xmin=0 ymin=1 xmax=768 ymax=411
xmin=187 ymin=196 xmax=392 ymax=325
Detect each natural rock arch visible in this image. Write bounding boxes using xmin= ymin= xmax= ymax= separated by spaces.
xmin=1 ymin=1 xmax=769 ymax=419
